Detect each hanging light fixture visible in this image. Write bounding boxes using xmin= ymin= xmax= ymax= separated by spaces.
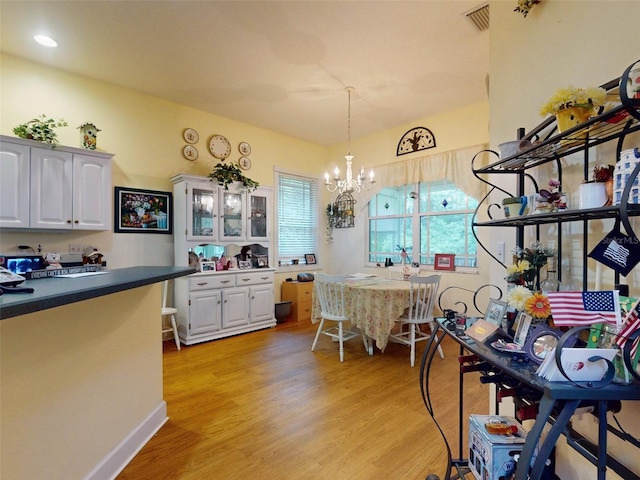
xmin=324 ymin=87 xmax=375 ymax=194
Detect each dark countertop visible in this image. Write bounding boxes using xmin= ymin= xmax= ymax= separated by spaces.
xmin=0 ymin=266 xmax=195 ymax=320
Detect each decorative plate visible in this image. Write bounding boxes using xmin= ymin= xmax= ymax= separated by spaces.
xmin=182 ymin=145 xmax=198 ymax=161
xmin=490 ymin=339 xmax=523 ymax=353
xmin=183 ymin=128 xmax=199 ymax=144
xmin=239 ymin=141 xmax=252 ymax=156
xmin=208 ymin=134 xmax=231 ymax=160
xmin=239 ymin=156 xmax=252 ymax=170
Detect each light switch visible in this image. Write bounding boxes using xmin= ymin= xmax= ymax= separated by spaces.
xmin=496 ymin=242 xmax=505 ymax=262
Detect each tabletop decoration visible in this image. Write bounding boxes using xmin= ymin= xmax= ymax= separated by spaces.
xmin=506 ymin=242 xmax=555 ymax=291
xmin=534 ymin=178 xmax=566 ymax=213
xmin=539 ymin=85 xmax=607 ymax=133
xmin=78 ymin=122 xmax=100 ymax=150
xmin=514 ymin=0 xmax=541 ymax=18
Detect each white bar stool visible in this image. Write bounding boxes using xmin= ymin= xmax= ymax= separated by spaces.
xmin=161 ymin=280 xmax=181 ymax=350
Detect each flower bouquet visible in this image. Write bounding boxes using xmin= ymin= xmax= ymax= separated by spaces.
xmin=505 ymin=242 xmax=555 ymax=290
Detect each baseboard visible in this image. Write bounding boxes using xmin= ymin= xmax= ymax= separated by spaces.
xmin=83 ymin=401 xmax=168 ymax=480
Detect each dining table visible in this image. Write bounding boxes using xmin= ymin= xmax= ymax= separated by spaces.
xmin=311 ymin=275 xmax=413 ymax=353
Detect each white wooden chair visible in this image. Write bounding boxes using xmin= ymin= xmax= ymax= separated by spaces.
xmin=388 ymin=274 xmax=443 ymax=366
xmin=311 ymin=273 xmax=368 ymax=362
xmin=161 ymin=280 xmax=181 ymax=350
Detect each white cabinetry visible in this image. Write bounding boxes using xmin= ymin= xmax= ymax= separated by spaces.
xmin=172 ymin=173 xmax=276 ymax=346
xmin=175 ymin=270 xmax=275 ymax=345
xmin=0 ymin=135 xmax=113 ymax=230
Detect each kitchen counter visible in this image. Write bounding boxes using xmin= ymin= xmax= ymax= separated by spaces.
xmin=0 ymin=266 xmax=195 ymax=320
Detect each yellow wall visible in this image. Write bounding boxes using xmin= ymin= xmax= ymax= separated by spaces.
xmin=0 ymin=53 xmax=491 ymax=301
xmin=489 ymin=1 xmax=640 ymax=478
xmin=0 ymin=285 xmax=163 ymax=480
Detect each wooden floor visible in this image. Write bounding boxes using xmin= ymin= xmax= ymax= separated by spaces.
xmin=117 ymin=320 xmax=488 ymax=480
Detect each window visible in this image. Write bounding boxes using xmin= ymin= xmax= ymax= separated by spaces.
xmin=276 ymin=170 xmax=319 ymax=265
xmin=368 ymin=181 xmax=478 ymax=267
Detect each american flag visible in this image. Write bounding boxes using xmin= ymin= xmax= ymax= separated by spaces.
xmin=547 ymin=291 xmax=621 ymax=327
xmin=616 ymin=298 xmax=640 ymax=358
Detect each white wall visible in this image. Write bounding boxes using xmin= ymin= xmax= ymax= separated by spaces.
xmin=489 ymin=1 xmax=640 ymax=478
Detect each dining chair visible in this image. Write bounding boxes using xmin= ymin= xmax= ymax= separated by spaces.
xmin=311 ymin=273 xmax=368 ymax=362
xmin=161 ymin=279 xmax=181 ymax=351
xmin=388 ymin=274 xmax=443 ymax=366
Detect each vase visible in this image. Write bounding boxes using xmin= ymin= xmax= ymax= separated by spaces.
xmin=555 ymin=106 xmax=594 ymax=133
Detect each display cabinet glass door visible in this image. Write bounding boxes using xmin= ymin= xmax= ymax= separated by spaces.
xmin=247 ymin=189 xmax=271 ymax=241
xmin=219 ymin=189 xmax=246 ymax=241
xmin=187 ymin=184 xmax=217 ymax=241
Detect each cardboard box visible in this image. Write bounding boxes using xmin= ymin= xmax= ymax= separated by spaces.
xmin=468 ymin=415 xmax=528 ymax=480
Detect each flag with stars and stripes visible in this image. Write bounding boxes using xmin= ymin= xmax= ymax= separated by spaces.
xmin=547 ymin=291 xmax=621 ymax=327
xmin=616 ymin=298 xmax=640 ymax=358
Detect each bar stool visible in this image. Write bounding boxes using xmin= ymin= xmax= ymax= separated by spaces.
xmin=161 ymin=280 xmax=181 ymax=350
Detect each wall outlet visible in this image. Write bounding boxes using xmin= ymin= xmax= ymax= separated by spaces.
xmin=496 ymin=241 xmax=505 ymax=263
xmin=69 ymin=244 xmax=83 ymax=254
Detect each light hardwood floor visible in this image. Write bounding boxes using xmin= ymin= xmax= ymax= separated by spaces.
xmin=117 ymin=320 xmax=488 ymax=480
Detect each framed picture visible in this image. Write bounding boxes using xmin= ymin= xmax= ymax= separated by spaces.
xmin=434 ymin=253 xmax=455 ymax=271
xmin=114 ymin=187 xmax=173 ymax=234
xmin=305 ymin=253 xmax=317 ymax=265
xmin=238 ymin=260 xmax=252 ymax=270
xmin=523 ymin=325 xmax=562 ymax=365
xmin=513 ymin=312 xmax=533 ymax=347
xmin=484 ymin=299 xmax=507 ymax=326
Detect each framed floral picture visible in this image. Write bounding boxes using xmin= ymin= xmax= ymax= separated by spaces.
xmin=114 ymin=187 xmax=173 ymax=234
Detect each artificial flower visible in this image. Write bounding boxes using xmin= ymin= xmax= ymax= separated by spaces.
xmin=514 ymin=0 xmax=541 ymax=18
xmin=524 ymin=292 xmax=552 ymax=319
xmin=539 ymin=85 xmax=607 ymax=117
xmin=505 ymin=285 xmax=533 ymax=311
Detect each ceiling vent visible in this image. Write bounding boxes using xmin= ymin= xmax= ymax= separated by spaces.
xmin=464 ymin=2 xmax=489 ymax=31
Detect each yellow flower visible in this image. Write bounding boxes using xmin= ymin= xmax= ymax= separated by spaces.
xmin=525 ymin=292 xmax=551 ymax=319
xmin=539 ymin=85 xmax=607 ymax=117
xmin=506 ymin=285 xmax=533 ymax=311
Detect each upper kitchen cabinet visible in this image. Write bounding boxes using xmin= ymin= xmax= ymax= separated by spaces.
xmin=247 ymin=188 xmax=272 ymax=242
xmin=0 ymin=135 xmax=113 ymax=230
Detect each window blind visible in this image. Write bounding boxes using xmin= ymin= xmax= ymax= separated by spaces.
xmin=277 ymin=172 xmax=318 ymax=261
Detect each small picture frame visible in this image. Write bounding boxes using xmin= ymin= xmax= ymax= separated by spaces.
xmin=256 ymin=255 xmax=269 ymax=267
xmin=434 ymin=253 xmax=455 ymax=271
xmin=238 ymin=260 xmax=252 ymax=270
xmin=523 ymin=325 xmax=562 ymax=365
xmin=305 ymin=253 xmax=317 ymax=265
xmin=513 ymin=312 xmax=533 ymax=347
xmin=484 ymin=299 xmax=508 ymax=326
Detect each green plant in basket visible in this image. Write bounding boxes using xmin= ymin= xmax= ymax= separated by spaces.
xmin=208 ymin=162 xmax=259 ymax=191
xmin=13 ymin=114 xmax=69 ymax=145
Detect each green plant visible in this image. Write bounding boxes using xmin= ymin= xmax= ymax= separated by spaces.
xmin=208 ymin=162 xmax=259 ymax=191
xmin=326 ymin=203 xmax=337 ymax=242
xmin=13 ymin=114 xmax=68 ymax=145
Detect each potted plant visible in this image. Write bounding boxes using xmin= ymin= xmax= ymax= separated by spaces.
xmin=208 ymin=162 xmax=259 ymax=191
xmin=13 ymin=114 xmax=68 ymax=145
xmin=539 ymin=85 xmax=607 ymax=133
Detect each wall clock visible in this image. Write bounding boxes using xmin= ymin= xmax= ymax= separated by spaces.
xmin=208 ymin=134 xmax=231 ymax=160
xmin=396 ymin=127 xmax=436 ymax=156
xmin=183 ymin=128 xmax=199 ymax=144
xmin=239 ymin=141 xmax=252 ymax=156
xmin=182 ymin=145 xmax=198 ymax=161
xmin=239 ymin=156 xmax=252 ymax=170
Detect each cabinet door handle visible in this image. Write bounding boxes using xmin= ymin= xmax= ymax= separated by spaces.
xmin=67 ymin=220 xmax=72 ymax=224
xmin=221 ymin=280 xmax=231 ymax=284
xmin=260 ymin=276 xmax=269 ymax=280
xmin=196 ymin=282 xmax=209 ymax=286
xmin=241 ymin=278 xmax=250 ymax=282
xmin=74 ymin=220 xmax=79 ymax=224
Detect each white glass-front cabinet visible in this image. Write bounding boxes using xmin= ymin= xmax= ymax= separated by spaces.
xmin=219 ymin=188 xmax=246 ymax=241
xmin=186 ymin=181 xmax=217 ymax=241
xmin=247 ymin=188 xmax=271 ymax=242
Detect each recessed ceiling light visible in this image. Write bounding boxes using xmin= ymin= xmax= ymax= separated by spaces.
xmin=34 ymin=35 xmax=58 ymax=48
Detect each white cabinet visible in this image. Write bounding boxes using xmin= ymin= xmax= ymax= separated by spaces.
xmin=186 ymin=180 xmax=218 ymax=242
xmin=0 ymin=135 xmax=113 ymax=230
xmin=247 ymin=188 xmax=272 ymax=242
xmin=219 ymin=188 xmax=246 ymax=241
xmin=0 ymin=141 xmax=30 ymax=227
xmin=175 ymin=270 xmax=275 ymax=345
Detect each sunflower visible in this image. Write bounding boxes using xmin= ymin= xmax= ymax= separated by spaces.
xmin=525 ymin=292 xmax=551 ymax=319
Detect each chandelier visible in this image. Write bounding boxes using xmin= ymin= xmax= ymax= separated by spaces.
xmin=324 ymin=87 xmax=375 ymax=194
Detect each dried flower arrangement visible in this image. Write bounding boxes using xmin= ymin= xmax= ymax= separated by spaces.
xmin=539 ymin=85 xmax=607 ymax=117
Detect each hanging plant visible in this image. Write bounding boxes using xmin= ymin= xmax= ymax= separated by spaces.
xmin=13 ymin=114 xmax=68 ymax=145
xmin=326 ymin=203 xmax=337 ymax=243
xmin=208 ymin=162 xmax=259 ymax=191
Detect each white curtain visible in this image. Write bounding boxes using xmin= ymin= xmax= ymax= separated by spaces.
xmin=359 ymin=143 xmax=492 ymax=208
